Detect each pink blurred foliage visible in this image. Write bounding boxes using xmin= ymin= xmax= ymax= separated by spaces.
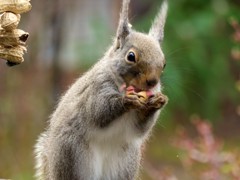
xmin=230 ymin=18 xmax=240 ymax=43
xmin=173 ymin=116 xmax=240 ymax=180
xmin=230 ymin=18 xmax=240 ymax=61
xmin=230 ymin=17 xmax=240 ymax=119
xmin=144 ymin=162 xmax=178 ymax=180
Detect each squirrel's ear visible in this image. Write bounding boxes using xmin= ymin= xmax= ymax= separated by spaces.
xmin=115 ymin=0 xmax=131 ymax=49
xmin=149 ymin=1 xmax=168 ymax=42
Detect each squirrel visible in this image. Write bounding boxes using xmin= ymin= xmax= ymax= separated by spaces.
xmin=34 ymin=0 xmax=168 ymax=179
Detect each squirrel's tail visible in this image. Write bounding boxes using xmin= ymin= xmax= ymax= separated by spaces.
xmin=34 ymin=132 xmax=49 ymax=180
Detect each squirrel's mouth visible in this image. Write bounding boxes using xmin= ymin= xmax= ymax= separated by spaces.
xmin=120 ymin=83 xmax=154 ymax=97
xmin=126 ymin=85 xmax=141 ymax=93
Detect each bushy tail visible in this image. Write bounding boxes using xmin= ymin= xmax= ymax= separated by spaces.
xmin=34 ymin=133 xmax=49 ymax=180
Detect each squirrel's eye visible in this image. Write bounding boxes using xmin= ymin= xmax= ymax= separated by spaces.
xmin=125 ymin=48 xmax=139 ymax=64
xmin=127 ymin=52 xmax=136 ymax=62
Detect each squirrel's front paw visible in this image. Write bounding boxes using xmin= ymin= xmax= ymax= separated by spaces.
xmin=123 ymin=93 xmax=147 ymax=110
xmin=147 ymin=92 xmax=168 ymax=110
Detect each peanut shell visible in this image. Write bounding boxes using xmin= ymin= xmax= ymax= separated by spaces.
xmin=0 ymin=45 xmax=26 ymax=63
xmin=0 ymin=0 xmax=32 ymax=14
xmin=137 ymin=91 xmax=148 ymax=102
xmin=0 ymin=29 xmax=29 ymax=47
xmin=0 ymin=12 xmax=21 ymax=31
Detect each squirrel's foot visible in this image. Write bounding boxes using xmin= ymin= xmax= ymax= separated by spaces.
xmin=123 ymin=93 xmax=147 ymax=110
xmin=147 ymin=92 xmax=168 ymax=110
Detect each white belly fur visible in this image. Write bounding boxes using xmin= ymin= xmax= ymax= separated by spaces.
xmin=88 ymin=83 xmax=161 ymax=179
xmin=88 ymin=111 xmax=142 ymax=179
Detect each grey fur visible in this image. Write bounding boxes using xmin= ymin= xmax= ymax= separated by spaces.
xmin=149 ymin=1 xmax=168 ymax=42
xmin=35 ymin=0 xmax=168 ymax=179
xmin=117 ymin=0 xmax=130 ymax=38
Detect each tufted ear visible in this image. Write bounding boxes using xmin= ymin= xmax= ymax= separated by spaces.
xmin=115 ymin=0 xmax=131 ymax=49
xmin=149 ymin=1 xmax=168 ymax=42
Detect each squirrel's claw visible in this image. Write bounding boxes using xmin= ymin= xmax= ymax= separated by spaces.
xmin=123 ymin=92 xmax=168 ymax=111
xmin=123 ymin=93 xmax=147 ymax=110
xmin=147 ymin=92 xmax=168 ymax=110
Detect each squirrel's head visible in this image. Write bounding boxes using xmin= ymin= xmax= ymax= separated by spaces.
xmin=109 ymin=0 xmax=168 ymax=91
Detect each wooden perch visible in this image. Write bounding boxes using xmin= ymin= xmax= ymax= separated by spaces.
xmin=0 ymin=0 xmax=32 ymax=66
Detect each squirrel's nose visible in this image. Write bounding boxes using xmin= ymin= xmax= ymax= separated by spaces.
xmin=146 ymin=78 xmax=158 ymax=88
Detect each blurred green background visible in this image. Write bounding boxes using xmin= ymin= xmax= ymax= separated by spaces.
xmin=0 ymin=0 xmax=240 ymax=179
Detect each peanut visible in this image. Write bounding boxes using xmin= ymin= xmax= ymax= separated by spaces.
xmin=137 ymin=91 xmax=148 ymax=102
xmin=0 ymin=45 xmax=26 ymax=63
xmin=0 ymin=29 xmax=29 ymax=47
xmin=0 ymin=12 xmax=20 ymax=31
xmin=0 ymin=0 xmax=32 ymax=14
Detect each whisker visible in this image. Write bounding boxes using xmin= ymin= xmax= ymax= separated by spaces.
xmin=164 ymin=46 xmax=191 ymax=58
